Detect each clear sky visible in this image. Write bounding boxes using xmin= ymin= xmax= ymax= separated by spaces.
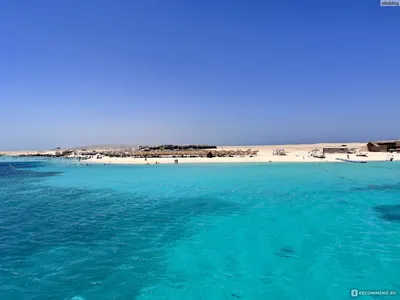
xmin=1 ymin=0 xmax=399 ymax=150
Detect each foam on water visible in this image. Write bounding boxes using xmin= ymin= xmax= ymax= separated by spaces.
xmin=0 ymin=159 xmax=399 ymax=299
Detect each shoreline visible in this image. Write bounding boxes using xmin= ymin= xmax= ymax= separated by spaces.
xmin=82 ymin=153 xmax=396 ymax=165
xmin=2 ymin=153 xmax=396 ymax=165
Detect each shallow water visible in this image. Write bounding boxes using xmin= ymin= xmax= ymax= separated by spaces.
xmin=0 ymin=158 xmax=399 ymax=299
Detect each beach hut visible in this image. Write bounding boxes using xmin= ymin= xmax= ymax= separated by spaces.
xmin=323 ymin=146 xmax=349 ymax=154
xmin=367 ymin=141 xmax=400 ymax=152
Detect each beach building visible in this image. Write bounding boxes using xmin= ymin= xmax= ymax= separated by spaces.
xmin=323 ymin=146 xmax=349 ymax=154
xmin=367 ymin=141 xmax=400 ymax=152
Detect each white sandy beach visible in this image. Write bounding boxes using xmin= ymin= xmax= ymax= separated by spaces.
xmin=2 ymin=143 xmax=395 ymax=165
xmin=88 ymin=144 xmax=396 ymax=165
xmin=1 ymin=143 xmax=397 ymax=165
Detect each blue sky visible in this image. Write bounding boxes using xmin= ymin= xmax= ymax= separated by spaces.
xmin=1 ymin=0 xmax=399 ymax=150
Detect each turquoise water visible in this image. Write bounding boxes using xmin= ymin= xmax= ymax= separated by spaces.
xmin=0 ymin=158 xmax=399 ymax=299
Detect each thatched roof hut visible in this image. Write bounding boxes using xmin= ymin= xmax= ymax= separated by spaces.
xmin=128 ymin=148 xmax=259 ymax=158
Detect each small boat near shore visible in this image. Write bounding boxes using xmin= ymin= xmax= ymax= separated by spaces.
xmin=335 ymin=158 xmax=367 ymax=163
xmin=355 ymin=151 xmax=368 ymax=157
xmin=386 ymin=155 xmax=394 ymax=162
xmin=311 ymin=149 xmax=325 ymax=159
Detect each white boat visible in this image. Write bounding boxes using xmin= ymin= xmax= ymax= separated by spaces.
xmin=355 ymin=151 xmax=368 ymax=157
xmin=336 ymin=158 xmax=367 ymax=164
xmin=311 ymin=149 xmax=325 ymax=158
xmin=386 ymin=155 xmax=394 ymax=162
xmin=273 ymin=149 xmax=287 ymax=156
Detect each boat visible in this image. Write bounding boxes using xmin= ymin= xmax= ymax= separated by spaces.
xmin=386 ymin=155 xmax=394 ymax=162
xmin=311 ymin=149 xmax=325 ymax=158
xmin=336 ymin=158 xmax=367 ymax=163
xmin=355 ymin=151 xmax=368 ymax=157
xmin=273 ymin=149 xmax=287 ymax=156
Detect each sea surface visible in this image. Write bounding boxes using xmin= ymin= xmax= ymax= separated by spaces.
xmin=0 ymin=158 xmax=399 ymax=300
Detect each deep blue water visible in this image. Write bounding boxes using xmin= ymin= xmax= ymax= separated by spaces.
xmin=0 ymin=158 xmax=399 ymax=299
